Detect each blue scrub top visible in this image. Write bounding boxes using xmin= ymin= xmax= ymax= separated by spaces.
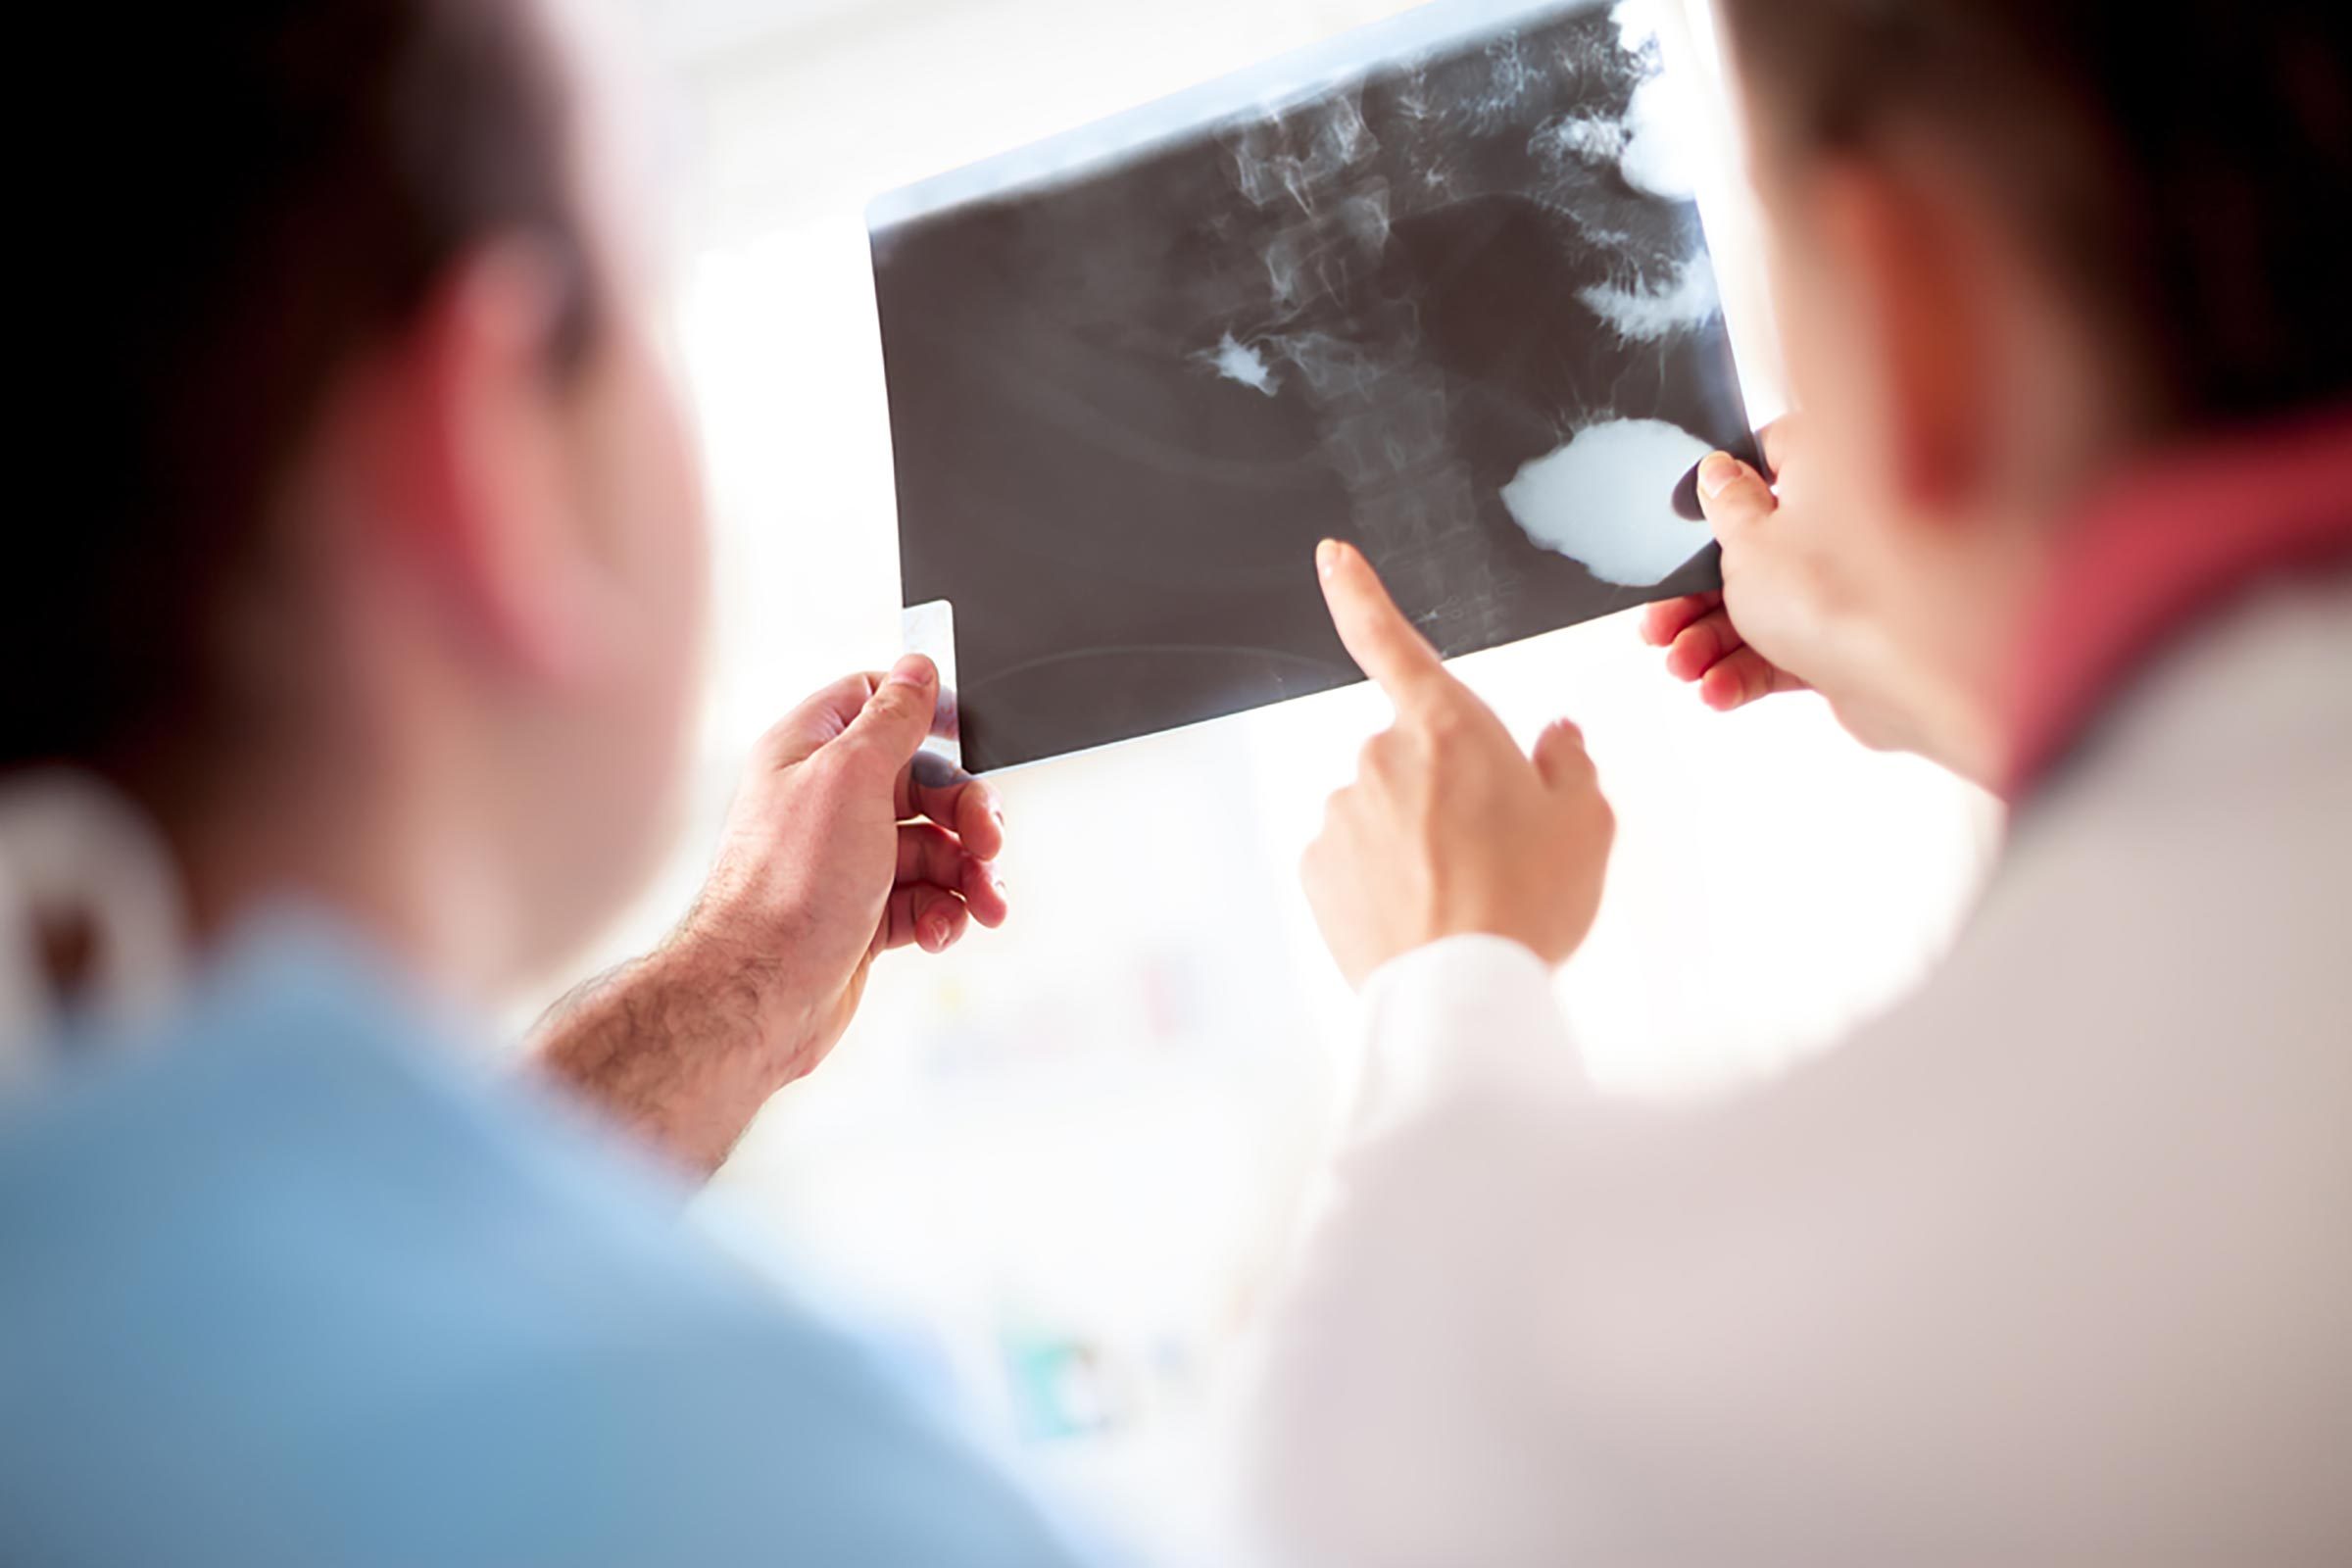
xmin=0 ymin=919 xmax=1105 ymax=1566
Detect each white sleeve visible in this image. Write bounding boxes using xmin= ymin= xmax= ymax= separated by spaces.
xmin=1232 ymin=935 xmax=1601 ymax=1568
xmin=1342 ymin=934 xmax=1586 ymax=1140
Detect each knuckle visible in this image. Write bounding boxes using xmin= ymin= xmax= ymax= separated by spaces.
xmin=871 ymin=687 xmax=925 ymax=726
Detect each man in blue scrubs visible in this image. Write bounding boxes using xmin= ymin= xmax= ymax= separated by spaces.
xmin=1 ymin=1 xmax=1096 ymax=1562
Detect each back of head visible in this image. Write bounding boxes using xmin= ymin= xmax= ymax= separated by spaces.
xmin=1719 ymin=0 xmax=2352 ymax=434
xmin=20 ymin=0 xmax=592 ymax=803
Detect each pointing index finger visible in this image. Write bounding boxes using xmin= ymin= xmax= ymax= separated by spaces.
xmin=1317 ymin=540 xmax=1452 ymax=713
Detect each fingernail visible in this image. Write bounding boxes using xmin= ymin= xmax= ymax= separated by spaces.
xmin=909 ymin=752 xmax=964 ymax=790
xmin=888 ymin=655 xmax=934 ymax=688
xmin=1699 ymin=453 xmax=1744 ymax=500
xmin=922 ymin=915 xmax=950 ymax=952
xmin=1316 ymin=539 xmax=1341 ymax=579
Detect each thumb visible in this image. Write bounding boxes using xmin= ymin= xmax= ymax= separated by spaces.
xmin=1532 ymin=717 xmax=1594 ymax=793
xmin=1695 ymin=452 xmax=1776 ymax=545
xmin=838 ymin=655 xmax=941 ymax=772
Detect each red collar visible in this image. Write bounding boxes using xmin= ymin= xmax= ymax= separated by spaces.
xmin=2005 ymin=409 xmax=2352 ymax=799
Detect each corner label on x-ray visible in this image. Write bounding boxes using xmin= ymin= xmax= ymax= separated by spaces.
xmin=900 ymin=599 xmax=965 ymax=776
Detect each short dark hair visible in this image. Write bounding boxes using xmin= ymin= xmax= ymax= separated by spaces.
xmin=16 ymin=0 xmax=594 ymax=790
xmin=1719 ymin=0 xmax=2352 ymax=431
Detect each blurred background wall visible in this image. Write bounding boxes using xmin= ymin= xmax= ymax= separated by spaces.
xmin=568 ymin=0 xmax=2000 ymax=1549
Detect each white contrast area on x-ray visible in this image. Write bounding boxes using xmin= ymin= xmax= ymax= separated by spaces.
xmin=1581 ymin=249 xmax=1721 ymax=340
xmin=1207 ymin=332 xmax=1283 ymax=395
xmin=1529 ymin=113 xmax=1627 ymax=164
xmin=1617 ymin=74 xmax=1696 ymax=197
xmin=1527 ymin=4 xmax=1699 ymax=201
xmin=1501 ymin=417 xmax=1714 ymax=585
xmin=1609 ymin=3 xmax=1667 ymax=91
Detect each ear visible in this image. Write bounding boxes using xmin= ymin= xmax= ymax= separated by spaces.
xmin=341 ymin=241 xmax=601 ymax=686
xmin=1809 ymin=153 xmax=1992 ymax=512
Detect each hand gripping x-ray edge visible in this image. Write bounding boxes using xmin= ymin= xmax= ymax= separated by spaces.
xmin=901 ymin=599 xmax=967 ymax=780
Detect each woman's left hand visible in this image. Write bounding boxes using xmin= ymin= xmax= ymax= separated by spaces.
xmin=1302 ymin=541 xmax=1616 ymax=989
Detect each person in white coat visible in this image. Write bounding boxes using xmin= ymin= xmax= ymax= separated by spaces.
xmin=1242 ymin=2 xmax=2352 ymax=1563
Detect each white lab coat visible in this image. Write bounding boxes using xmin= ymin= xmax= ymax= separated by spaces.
xmin=1239 ymin=578 xmax=2352 ymax=1566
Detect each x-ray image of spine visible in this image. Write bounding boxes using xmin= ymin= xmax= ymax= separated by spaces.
xmin=874 ymin=0 xmax=1753 ymax=771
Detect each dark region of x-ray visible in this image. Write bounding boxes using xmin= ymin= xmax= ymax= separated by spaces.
xmin=873 ymin=0 xmax=1757 ymax=772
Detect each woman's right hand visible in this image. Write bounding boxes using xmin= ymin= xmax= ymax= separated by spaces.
xmin=1641 ymin=417 xmax=1990 ymax=781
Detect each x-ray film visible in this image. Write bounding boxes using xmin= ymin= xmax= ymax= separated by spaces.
xmin=873 ymin=0 xmax=1758 ymax=772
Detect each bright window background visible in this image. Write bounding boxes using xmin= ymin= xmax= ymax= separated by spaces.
xmin=582 ymin=0 xmax=2001 ymax=1547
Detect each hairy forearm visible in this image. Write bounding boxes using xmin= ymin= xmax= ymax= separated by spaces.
xmin=532 ymin=934 xmax=808 ymax=1178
